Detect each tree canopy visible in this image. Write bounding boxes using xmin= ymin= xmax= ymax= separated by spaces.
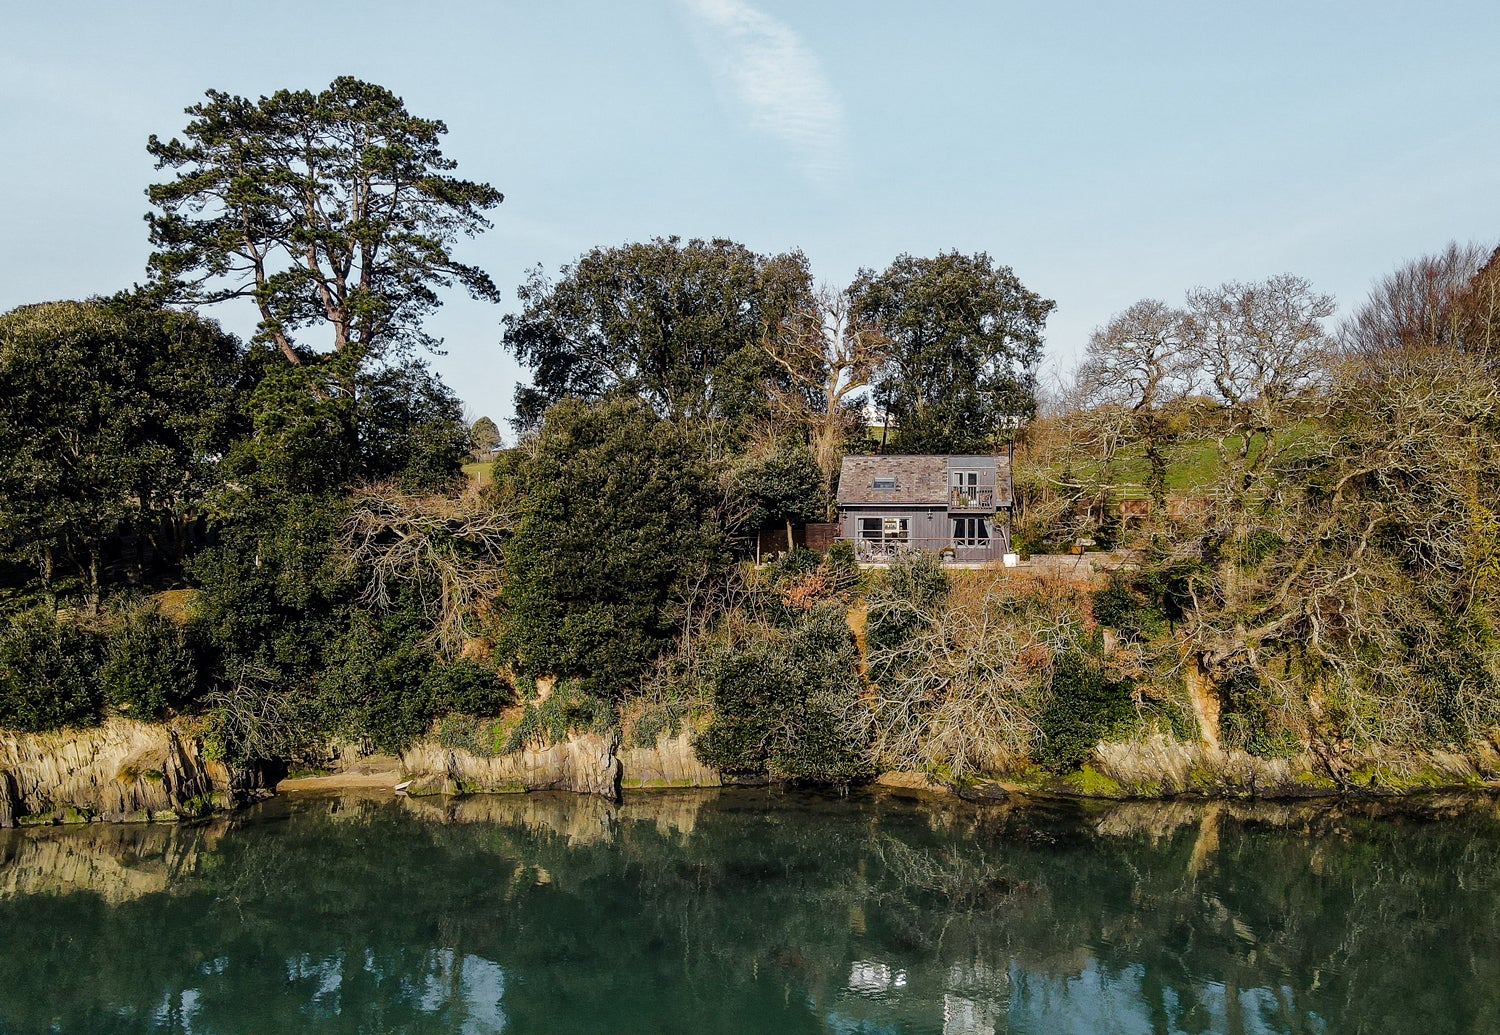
xmin=0 ymin=297 xmax=243 ymax=605
xmin=499 ymin=396 xmax=724 ymax=695
xmin=503 ymin=237 xmax=813 ymax=431
xmin=469 ymin=416 xmax=502 ymax=459
xmin=147 ymin=76 xmax=503 ymax=373
xmin=851 ymin=251 xmax=1053 ymax=454
xmin=217 ymin=354 xmax=470 ymax=504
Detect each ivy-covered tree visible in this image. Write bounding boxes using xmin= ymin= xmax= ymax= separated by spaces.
xmin=147 ymin=77 xmax=503 ymax=377
xmin=503 ymin=237 xmax=813 ymax=431
xmin=500 ymin=397 xmax=724 ymax=697
xmin=850 ymin=251 xmax=1053 ymax=454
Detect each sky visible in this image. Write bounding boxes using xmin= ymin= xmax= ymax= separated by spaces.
xmin=4 ymin=1 xmax=1499 ymax=429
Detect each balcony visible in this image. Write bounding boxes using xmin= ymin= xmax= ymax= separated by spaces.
xmin=948 ymin=487 xmax=996 ymax=511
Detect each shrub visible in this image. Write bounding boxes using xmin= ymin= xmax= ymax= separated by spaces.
xmin=421 ymin=657 xmax=510 ymax=717
xmin=434 ymin=713 xmax=505 ymax=758
xmin=1091 ymin=574 xmax=1166 ymax=642
xmin=0 ymin=609 xmax=104 ymax=731
xmin=757 ymin=547 xmax=862 ymax=620
xmin=312 ymin=610 xmax=512 ymax=755
xmin=695 ymin=603 xmax=869 ymax=781
xmin=99 ymin=604 xmax=203 ymax=719
xmin=1034 ymin=649 xmax=1137 ymax=773
xmin=628 ymin=703 xmax=681 ymax=749
xmin=503 ymin=678 xmax=615 ymax=752
xmin=864 ymin=552 xmax=949 ymax=656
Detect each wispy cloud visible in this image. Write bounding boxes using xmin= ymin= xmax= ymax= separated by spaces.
xmin=678 ymin=0 xmax=848 ymax=186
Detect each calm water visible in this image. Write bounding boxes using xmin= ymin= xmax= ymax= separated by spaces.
xmin=1 ymin=788 xmax=1497 ymax=1035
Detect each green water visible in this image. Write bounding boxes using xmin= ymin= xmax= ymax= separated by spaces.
xmin=1 ymin=789 xmax=1497 ymax=1034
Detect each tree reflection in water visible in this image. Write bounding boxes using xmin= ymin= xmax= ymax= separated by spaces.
xmin=0 ymin=788 xmax=1496 ymax=1034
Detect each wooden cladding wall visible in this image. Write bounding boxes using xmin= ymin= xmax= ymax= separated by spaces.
xmin=756 ymin=522 xmax=840 ymax=557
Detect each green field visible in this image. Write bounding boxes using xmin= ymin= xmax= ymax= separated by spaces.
xmin=462 ymin=461 xmax=495 ymax=486
xmin=1044 ymin=423 xmax=1318 ymax=500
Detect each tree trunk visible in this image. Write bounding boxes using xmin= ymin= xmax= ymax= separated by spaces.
xmin=39 ymin=547 xmax=56 ymax=612
xmin=1184 ymin=653 xmax=1222 ymax=754
xmin=87 ymin=546 xmax=101 ymax=614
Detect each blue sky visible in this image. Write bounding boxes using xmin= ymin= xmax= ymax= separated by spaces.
xmin=4 ymin=1 xmax=1498 ymax=428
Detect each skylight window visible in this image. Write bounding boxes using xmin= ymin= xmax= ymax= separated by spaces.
xmin=873 ymin=477 xmax=896 ymax=490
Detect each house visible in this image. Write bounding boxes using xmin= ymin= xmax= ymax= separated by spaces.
xmin=835 ymin=454 xmax=1013 ymax=563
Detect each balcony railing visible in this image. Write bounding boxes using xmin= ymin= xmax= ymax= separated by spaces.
xmin=843 ymin=536 xmax=1002 ymax=563
xmin=949 ymin=487 xmax=997 ymax=511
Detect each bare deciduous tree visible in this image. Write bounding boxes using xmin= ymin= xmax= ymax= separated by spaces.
xmin=761 ymin=284 xmax=889 ymax=497
xmin=848 ymin=577 xmax=1095 ymax=777
xmin=205 ymin=661 xmax=303 ymax=763
xmin=1184 ymin=274 xmax=1335 ymax=500
xmin=1339 ymin=241 xmax=1491 ymax=365
xmin=341 ymin=482 xmax=511 ymax=657
xmin=1166 ymin=350 xmax=1500 ymax=760
xmin=1077 ymin=299 xmax=1195 ymax=504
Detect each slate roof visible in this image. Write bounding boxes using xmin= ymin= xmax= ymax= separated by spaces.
xmin=836 ymin=455 xmax=1013 ymax=507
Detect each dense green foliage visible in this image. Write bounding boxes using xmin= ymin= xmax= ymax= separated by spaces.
xmin=217 ymin=354 xmax=469 ymax=503
xmin=3 ymin=72 xmax=1497 ymax=790
xmin=0 ymin=297 xmax=243 ymax=605
xmin=98 ymin=603 xmax=203 ymax=720
xmin=1033 ymin=649 xmax=1138 ymax=772
xmin=147 ymin=76 xmax=503 ymax=368
xmin=0 ymin=608 xmax=103 ymax=731
xmin=851 ymin=251 xmax=1053 ymax=453
xmin=354 ymin=361 xmax=473 ymax=491
xmin=500 ymin=397 xmax=723 ymax=699
xmin=695 ymin=602 xmax=868 ymax=781
xmin=504 ymin=237 xmax=812 ymax=431
xmin=468 ymin=415 xmax=502 ymax=458
xmin=728 ymin=438 xmax=828 ymax=542
xmin=640 ymin=551 xmax=870 ymax=781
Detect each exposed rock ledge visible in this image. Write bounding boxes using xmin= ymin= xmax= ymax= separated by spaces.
xmin=0 ymin=719 xmax=259 ymax=828
xmin=11 ymin=719 xmax=1497 ymax=827
xmin=397 ymin=731 xmax=719 ymax=799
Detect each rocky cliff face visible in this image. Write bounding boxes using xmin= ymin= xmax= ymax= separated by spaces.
xmin=400 ymin=732 xmax=623 ymax=798
xmin=0 ymin=719 xmax=255 ymax=827
xmin=618 ymin=732 xmax=721 ymax=789
xmin=398 ymin=730 xmax=720 ymax=799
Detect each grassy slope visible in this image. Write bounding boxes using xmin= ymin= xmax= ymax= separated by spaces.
xmin=462 ymin=461 xmax=496 ymax=486
xmin=1046 ymin=423 xmax=1319 ymax=499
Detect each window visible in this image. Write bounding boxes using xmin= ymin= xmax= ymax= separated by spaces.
xmin=951 ymin=517 xmax=991 ymax=546
xmin=858 ymin=516 xmax=908 ymax=542
xmin=952 ymin=470 xmax=979 ymax=490
xmin=873 ymin=476 xmax=897 ymax=490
